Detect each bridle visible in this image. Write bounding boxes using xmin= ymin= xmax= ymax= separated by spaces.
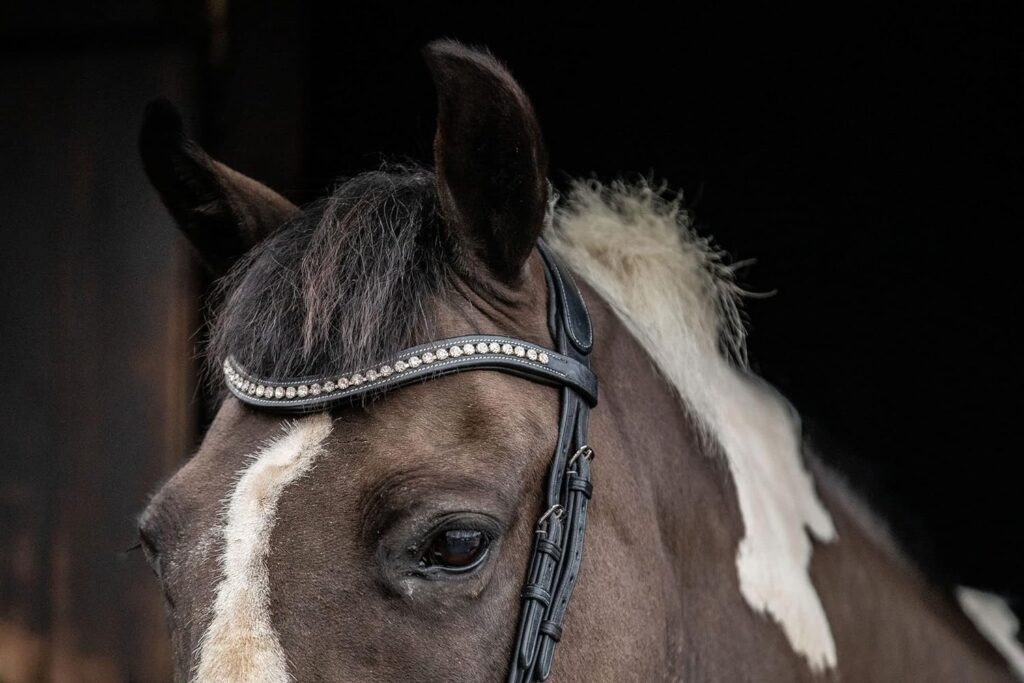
xmin=222 ymin=241 xmax=597 ymax=682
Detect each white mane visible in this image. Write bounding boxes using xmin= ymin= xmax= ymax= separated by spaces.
xmin=547 ymin=180 xmax=839 ymax=671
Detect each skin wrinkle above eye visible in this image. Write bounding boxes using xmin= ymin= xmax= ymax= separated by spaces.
xmin=354 ymin=385 xmax=539 ymax=546
xmin=360 ymin=468 xmax=514 ymax=549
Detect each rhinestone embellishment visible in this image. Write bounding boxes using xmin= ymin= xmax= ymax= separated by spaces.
xmin=224 ymin=336 xmax=554 ymax=404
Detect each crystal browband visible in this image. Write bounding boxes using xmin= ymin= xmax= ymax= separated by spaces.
xmin=223 ymin=334 xmax=599 ymax=413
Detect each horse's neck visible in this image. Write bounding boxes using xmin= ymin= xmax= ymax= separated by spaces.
xmin=578 ymin=279 xmax=753 ymax=669
xmin=585 ymin=285 xmax=1018 ymax=680
xmin=580 ymin=272 xmax=743 ymax=550
xmin=804 ymin=458 xmax=1021 ymax=681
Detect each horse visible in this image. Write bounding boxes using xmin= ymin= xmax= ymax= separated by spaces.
xmin=136 ymin=40 xmax=1023 ymax=682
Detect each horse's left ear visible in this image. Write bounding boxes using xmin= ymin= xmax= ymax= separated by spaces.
xmin=424 ymin=40 xmax=549 ymax=286
xmin=138 ymin=98 xmax=299 ymax=276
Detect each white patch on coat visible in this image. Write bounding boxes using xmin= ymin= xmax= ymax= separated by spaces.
xmin=195 ymin=413 xmax=333 ymax=682
xmin=548 ymin=180 xmax=838 ymax=671
xmin=957 ymin=586 xmax=1024 ymax=680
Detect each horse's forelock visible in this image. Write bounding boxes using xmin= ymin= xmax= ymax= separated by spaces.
xmin=206 ymin=166 xmax=452 ymax=391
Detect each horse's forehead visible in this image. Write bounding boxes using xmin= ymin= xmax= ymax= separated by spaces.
xmin=367 ymin=371 xmax=555 ymax=451
xmin=168 ymin=369 xmax=550 ymax=497
xmin=150 ymin=399 xmax=276 ymax=519
xmin=152 ymin=368 xmax=557 ymax=673
xmin=156 ymin=368 xmax=557 ymax=575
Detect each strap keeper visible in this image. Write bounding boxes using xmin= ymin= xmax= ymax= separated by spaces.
xmin=568 ymin=475 xmax=594 ymax=499
xmin=521 ymin=585 xmax=552 ymax=607
xmin=536 ymin=539 xmax=562 ymax=562
xmin=538 ymin=620 xmax=563 ymax=642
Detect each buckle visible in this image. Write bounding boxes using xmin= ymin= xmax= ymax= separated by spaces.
xmin=534 ymin=504 xmax=565 ymax=535
xmin=567 ymin=445 xmax=594 ymax=468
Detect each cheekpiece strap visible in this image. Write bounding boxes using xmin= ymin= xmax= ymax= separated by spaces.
xmin=507 ymin=242 xmax=595 ymax=683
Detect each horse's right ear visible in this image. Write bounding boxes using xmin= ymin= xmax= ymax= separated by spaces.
xmin=424 ymin=41 xmax=549 ymax=288
xmin=138 ymin=99 xmax=298 ymax=275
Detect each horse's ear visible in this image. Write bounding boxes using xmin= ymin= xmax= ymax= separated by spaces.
xmin=138 ymin=99 xmax=299 ymax=275
xmin=424 ymin=40 xmax=549 ymax=286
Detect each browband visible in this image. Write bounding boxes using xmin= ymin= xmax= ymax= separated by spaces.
xmin=223 ymin=334 xmax=597 ymax=411
xmin=222 ymin=240 xmax=596 ymax=682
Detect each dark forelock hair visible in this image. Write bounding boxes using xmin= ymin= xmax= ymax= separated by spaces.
xmin=207 ymin=166 xmax=452 ymax=390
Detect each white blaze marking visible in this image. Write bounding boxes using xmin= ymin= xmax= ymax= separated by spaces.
xmin=958 ymin=586 xmax=1024 ymax=680
xmin=549 ymin=181 xmax=838 ymax=670
xmin=195 ymin=413 xmax=333 ymax=682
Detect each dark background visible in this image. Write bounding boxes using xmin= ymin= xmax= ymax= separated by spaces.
xmin=1 ymin=2 xmax=1020 ymax=680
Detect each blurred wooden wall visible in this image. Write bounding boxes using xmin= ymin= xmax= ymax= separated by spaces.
xmin=0 ymin=4 xmax=203 ymax=681
xmin=0 ymin=2 xmax=309 ymax=680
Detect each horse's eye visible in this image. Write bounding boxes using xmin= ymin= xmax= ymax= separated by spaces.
xmin=424 ymin=529 xmax=490 ymax=571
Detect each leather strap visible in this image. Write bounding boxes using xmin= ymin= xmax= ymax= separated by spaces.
xmin=538 ymin=241 xmax=593 ymax=355
xmin=507 ymin=244 xmax=595 ymax=682
xmin=221 ymin=244 xmax=596 ymax=681
xmin=224 ymin=334 xmax=597 ymax=412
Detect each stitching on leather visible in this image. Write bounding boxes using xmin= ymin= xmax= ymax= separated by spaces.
xmin=227 ymin=354 xmax=580 ymax=409
xmin=229 ymin=335 xmax=557 ymax=387
xmin=543 ymin=251 xmax=593 ymax=351
xmin=232 ymin=353 xmax=567 ymax=392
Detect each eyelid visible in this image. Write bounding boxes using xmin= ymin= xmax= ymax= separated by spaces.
xmin=359 ymin=469 xmax=515 ymax=544
xmin=420 ymin=513 xmax=502 ymax=545
xmin=136 ymin=528 xmax=168 ymax=588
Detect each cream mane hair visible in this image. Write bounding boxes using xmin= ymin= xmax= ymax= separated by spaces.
xmin=547 ymin=180 xmax=840 ymax=671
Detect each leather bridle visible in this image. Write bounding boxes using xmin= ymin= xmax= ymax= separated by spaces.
xmin=223 ymin=241 xmax=597 ymax=682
